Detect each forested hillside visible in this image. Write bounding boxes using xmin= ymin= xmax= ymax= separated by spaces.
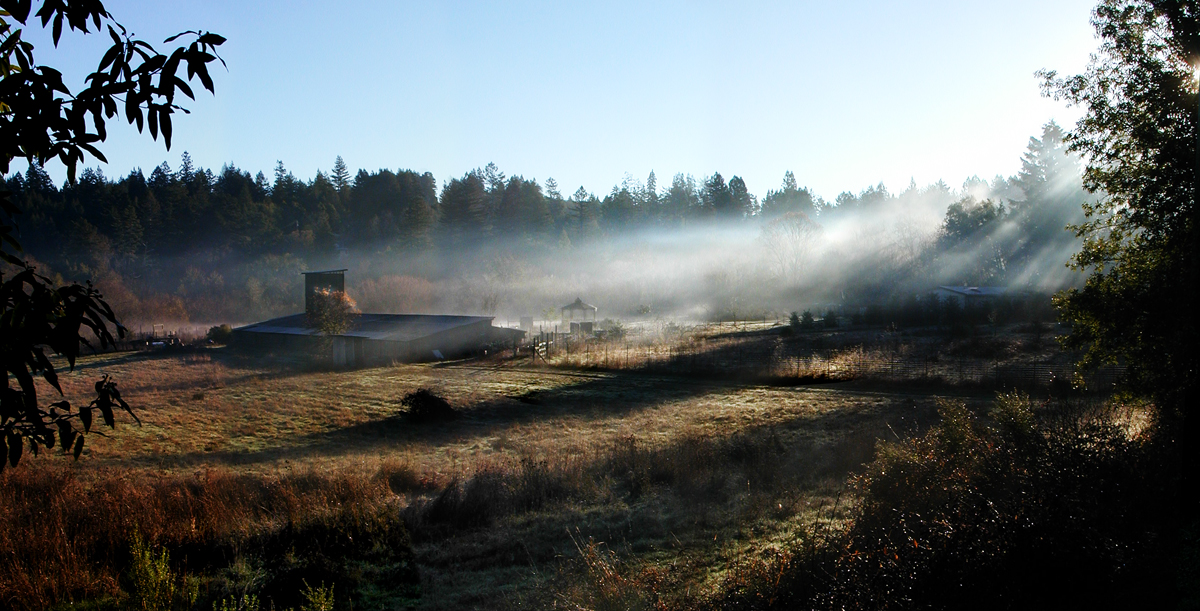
xmin=5 ymin=123 xmax=1088 ymax=325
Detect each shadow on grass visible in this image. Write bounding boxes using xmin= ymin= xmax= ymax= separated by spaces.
xmin=125 ymin=368 xmax=738 ymax=468
xmin=120 ymin=363 xmax=934 ymax=478
xmin=67 ymin=346 xmax=344 ymax=394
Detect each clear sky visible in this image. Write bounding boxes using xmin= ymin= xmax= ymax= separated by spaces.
xmin=19 ymin=0 xmax=1098 ymax=202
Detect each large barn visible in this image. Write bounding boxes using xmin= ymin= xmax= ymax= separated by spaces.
xmin=233 ymin=270 xmax=523 ymax=367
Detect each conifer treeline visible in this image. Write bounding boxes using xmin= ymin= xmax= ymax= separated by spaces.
xmin=7 ymin=154 xmax=828 ymax=262
xmin=2 ymin=123 xmax=1088 ymax=323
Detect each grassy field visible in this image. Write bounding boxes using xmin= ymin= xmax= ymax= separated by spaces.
xmin=6 ymin=336 xmax=1000 ymax=610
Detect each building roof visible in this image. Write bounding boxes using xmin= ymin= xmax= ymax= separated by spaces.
xmin=935 ymin=285 xmax=1007 ymax=297
xmin=301 ymin=269 xmax=348 ymax=275
xmin=562 ymin=297 xmax=597 ymax=311
xmin=235 ymin=313 xmax=494 ymax=342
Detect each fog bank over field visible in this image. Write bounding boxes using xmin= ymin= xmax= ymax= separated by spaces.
xmin=5 ymin=123 xmax=1088 ymax=327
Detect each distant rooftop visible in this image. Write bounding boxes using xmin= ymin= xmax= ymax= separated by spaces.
xmin=936 ymin=285 xmax=1007 ymax=297
xmin=301 ymin=269 xmax=348 ymax=275
xmin=236 ymin=313 xmax=494 ymax=342
xmin=562 ymin=297 xmax=597 ymax=311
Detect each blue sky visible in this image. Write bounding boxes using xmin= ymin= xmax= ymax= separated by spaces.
xmin=20 ymin=0 xmax=1098 ymax=201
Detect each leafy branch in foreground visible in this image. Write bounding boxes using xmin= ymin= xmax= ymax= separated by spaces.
xmin=1 ymin=0 xmax=225 ymax=179
xmin=0 ymin=264 xmax=138 ymax=469
xmin=0 ymin=0 xmax=223 ymax=467
xmin=1040 ymin=0 xmax=1198 ymax=489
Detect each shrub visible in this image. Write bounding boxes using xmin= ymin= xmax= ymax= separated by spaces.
xmin=821 ymin=309 xmax=838 ymax=329
xmin=299 ymin=581 xmax=335 ymax=611
xmin=600 ymin=318 xmax=626 ymax=340
xmin=400 ymin=389 xmax=457 ymax=423
xmin=732 ymin=393 xmax=1179 ymax=610
xmin=213 ymin=594 xmax=259 ymax=611
xmin=127 ymin=533 xmax=194 ymax=611
xmin=207 ymin=324 xmax=234 ymax=344
xmin=799 ymin=310 xmax=815 ymax=330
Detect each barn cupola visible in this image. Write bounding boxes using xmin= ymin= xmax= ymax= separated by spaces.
xmin=302 ymin=269 xmax=347 ymax=316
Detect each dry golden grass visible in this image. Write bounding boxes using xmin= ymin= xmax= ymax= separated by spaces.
xmin=10 ymin=346 xmax=952 ymax=609
xmin=46 ymin=349 xmax=920 ymax=477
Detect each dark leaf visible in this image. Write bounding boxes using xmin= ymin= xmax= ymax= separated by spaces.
xmin=196 ymin=64 xmax=214 ymax=93
xmin=98 ymin=42 xmax=119 ymax=71
xmin=34 ymin=347 xmax=61 ymax=394
xmin=9 ymin=434 xmax=22 ymax=467
xmin=197 ymin=33 xmax=225 ymax=46
xmin=161 ymin=109 xmax=172 ymax=149
xmin=57 ymin=420 xmax=74 ymax=451
xmin=173 ymin=77 xmax=194 ymax=100
xmin=73 ymin=435 xmax=84 ymax=459
xmin=8 ymin=0 xmax=31 ymax=23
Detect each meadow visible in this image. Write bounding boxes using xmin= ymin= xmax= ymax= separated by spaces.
xmin=1 ymin=322 xmax=1148 ymax=610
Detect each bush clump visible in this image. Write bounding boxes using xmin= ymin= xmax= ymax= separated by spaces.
xmin=207 ymin=324 xmax=234 ymax=344
xmin=707 ymin=393 xmax=1178 ymax=610
xmin=800 ymin=310 xmax=816 ymax=330
xmin=400 ymin=389 xmax=458 ymax=423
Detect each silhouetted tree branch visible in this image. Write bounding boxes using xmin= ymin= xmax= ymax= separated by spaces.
xmin=0 ymin=0 xmax=223 ymax=469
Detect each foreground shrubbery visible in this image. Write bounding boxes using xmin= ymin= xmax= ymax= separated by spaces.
xmin=698 ymin=393 xmax=1179 ymax=610
xmin=0 ymin=420 xmax=873 ymax=611
xmin=9 ymin=389 xmax=1172 ymax=610
xmin=0 ymin=467 xmax=418 ymax=611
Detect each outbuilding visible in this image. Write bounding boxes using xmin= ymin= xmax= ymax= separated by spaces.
xmin=561 ymin=297 xmax=597 ymax=334
xmin=561 ymin=297 xmax=597 ymax=322
xmin=233 ymin=270 xmax=523 ymax=366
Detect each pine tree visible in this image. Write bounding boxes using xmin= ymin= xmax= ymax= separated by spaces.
xmin=703 ymin=172 xmax=732 ymax=216
xmin=178 ymin=152 xmax=195 ymax=182
xmin=729 ymin=176 xmax=755 ymax=218
xmin=645 ymin=171 xmax=660 ymax=222
xmin=331 ymin=155 xmax=351 ymax=194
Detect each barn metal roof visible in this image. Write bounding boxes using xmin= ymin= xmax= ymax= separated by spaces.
xmin=935 ymin=285 xmax=1007 ymax=297
xmin=234 ymin=313 xmax=494 ymax=342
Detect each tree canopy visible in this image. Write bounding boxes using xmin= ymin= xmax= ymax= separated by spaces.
xmin=1041 ymin=0 xmax=1199 ymax=509
xmin=1041 ymin=0 xmax=1198 ymax=414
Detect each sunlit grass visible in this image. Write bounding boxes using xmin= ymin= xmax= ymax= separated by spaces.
xmin=13 ymin=345 xmax=947 ymax=609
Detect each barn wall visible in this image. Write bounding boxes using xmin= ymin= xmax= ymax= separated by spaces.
xmin=232 ymin=330 xmax=317 ymax=353
xmin=235 ymin=319 xmax=497 ymax=366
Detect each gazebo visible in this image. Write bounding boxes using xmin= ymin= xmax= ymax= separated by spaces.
xmin=561 ymin=297 xmax=597 ymax=323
